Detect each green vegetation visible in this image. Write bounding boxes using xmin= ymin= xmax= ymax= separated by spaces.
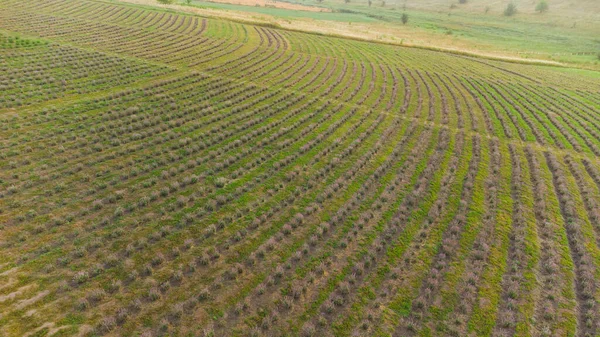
xmin=0 ymin=0 xmax=600 ymax=337
xmin=401 ymin=12 xmax=408 ymax=24
xmin=536 ymin=0 xmax=549 ymax=13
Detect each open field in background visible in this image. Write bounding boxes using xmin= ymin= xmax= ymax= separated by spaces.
xmin=122 ymin=0 xmax=600 ymax=68
xmin=195 ymin=0 xmax=331 ymax=12
xmin=1 ymin=0 xmax=600 ymax=336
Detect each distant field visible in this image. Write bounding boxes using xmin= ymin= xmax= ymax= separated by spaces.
xmin=270 ymin=0 xmax=600 ymax=66
xmin=202 ymin=0 xmax=330 ymax=12
xmin=125 ymin=0 xmax=600 ymax=68
xmin=1 ymin=0 xmax=600 ymax=337
xmin=192 ymin=1 xmax=372 ymax=21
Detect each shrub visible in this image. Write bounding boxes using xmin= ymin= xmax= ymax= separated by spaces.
xmin=97 ymin=316 xmax=116 ymax=334
xmin=73 ymin=271 xmax=89 ymax=284
xmin=87 ymin=289 xmax=106 ymax=303
xmin=282 ymin=224 xmax=292 ymax=235
xmin=198 ymin=288 xmax=210 ymax=301
xmin=338 ymin=281 xmax=350 ymax=296
xmin=151 ymin=253 xmax=165 ymax=266
xmin=76 ymin=299 xmax=89 ymax=311
xmin=214 ymin=177 xmax=227 ymax=188
xmin=131 ymin=299 xmax=142 ymax=312
xmin=148 ymin=288 xmax=160 ymax=301
xmin=172 ymin=270 xmax=183 ymax=282
xmin=401 ymin=13 xmax=409 ymax=24
xmin=323 ymin=299 xmax=335 ymax=313
xmin=104 ymin=254 xmax=119 ymax=267
xmin=256 ymin=283 xmax=266 ymax=295
xmin=301 ymin=323 xmax=316 ymax=336
xmin=171 ymin=303 xmax=184 ymax=319
xmin=116 ymin=308 xmax=129 ymax=324
xmin=159 ymin=282 xmax=170 ymax=292
xmin=107 ymin=280 xmax=122 ymax=293
xmin=536 ymin=0 xmax=549 ymax=13
xmin=127 ymin=270 xmax=139 ymax=282
xmin=504 ymin=2 xmax=517 ymax=16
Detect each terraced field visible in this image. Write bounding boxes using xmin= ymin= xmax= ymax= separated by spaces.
xmin=1 ymin=1 xmax=600 ymax=336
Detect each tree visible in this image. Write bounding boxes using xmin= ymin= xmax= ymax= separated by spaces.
xmin=344 ymin=0 xmax=350 ymax=4
xmin=316 ymin=0 xmax=323 ymax=3
xmin=459 ymin=0 xmax=467 ymax=4
xmin=185 ymin=0 xmax=192 ymax=4
xmin=536 ymin=0 xmax=549 ymax=13
xmin=485 ymin=6 xmax=490 ymax=13
xmin=381 ymin=0 xmax=385 ymax=6
xmin=401 ymin=12 xmax=409 ymax=24
xmin=368 ymin=0 xmax=372 ymax=6
xmin=157 ymin=0 xmax=174 ymax=4
xmin=504 ymin=2 xmax=517 ymax=16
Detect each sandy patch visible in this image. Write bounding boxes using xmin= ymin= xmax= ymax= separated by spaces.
xmin=0 ymin=285 xmax=34 ymax=303
xmin=23 ymin=322 xmax=70 ymax=337
xmin=14 ymin=290 xmax=50 ymax=310
xmin=24 ymin=308 xmax=38 ymax=317
xmin=75 ymin=324 xmax=94 ymax=337
xmin=0 ymin=267 xmax=19 ymax=277
xmin=0 ymin=278 xmax=17 ymax=292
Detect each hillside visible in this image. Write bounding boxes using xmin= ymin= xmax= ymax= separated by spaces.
xmin=1 ymin=0 xmax=600 ymax=336
xmin=121 ymin=0 xmax=600 ymax=68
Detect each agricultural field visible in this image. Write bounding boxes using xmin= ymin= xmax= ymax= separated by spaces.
xmin=1 ymin=0 xmax=600 ymax=336
xmin=122 ymin=0 xmax=600 ymax=68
